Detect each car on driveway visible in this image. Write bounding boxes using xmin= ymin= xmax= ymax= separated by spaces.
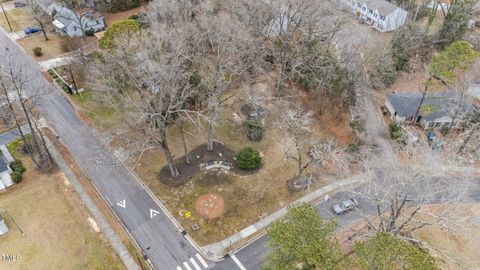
xmin=14 ymin=1 xmax=28 ymax=7
xmin=332 ymin=198 xmax=358 ymax=215
xmin=24 ymin=27 xmax=41 ymax=35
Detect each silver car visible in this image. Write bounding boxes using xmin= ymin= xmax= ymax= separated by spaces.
xmin=332 ymin=198 xmax=358 ymax=215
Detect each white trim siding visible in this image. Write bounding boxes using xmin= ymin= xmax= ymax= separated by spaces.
xmin=338 ymin=0 xmax=408 ymax=32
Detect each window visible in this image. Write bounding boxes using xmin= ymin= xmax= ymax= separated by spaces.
xmin=380 ymin=15 xmax=385 ymax=21
xmin=369 ymin=9 xmax=373 ymax=14
xmin=374 ymin=13 xmax=377 ymax=18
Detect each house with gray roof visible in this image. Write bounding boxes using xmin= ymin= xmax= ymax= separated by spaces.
xmin=385 ymin=91 xmax=477 ymax=129
xmin=339 ymin=0 xmax=408 ymax=32
xmin=51 ymin=5 xmax=105 ymax=37
xmin=0 ymin=154 xmax=13 ymax=191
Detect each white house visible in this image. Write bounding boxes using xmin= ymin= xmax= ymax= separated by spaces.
xmin=339 ymin=0 xmax=408 ymax=32
xmin=385 ymin=91 xmax=477 ymax=130
xmin=52 ymin=5 xmax=105 ymax=37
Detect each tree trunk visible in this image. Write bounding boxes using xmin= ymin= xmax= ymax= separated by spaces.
xmin=276 ymin=65 xmax=284 ymax=97
xmin=295 ymin=138 xmax=303 ymax=176
xmin=0 ymin=81 xmax=39 ymax=167
xmin=207 ymin=101 xmax=219 ymax=152
xmin=159 ymin=129 xmax=179 ymax=177
xmin=18 ymin=95 xmax=43 ymax=163
xmin=69 ymin=65 xmax=79 ymax=94
xmin=32 ymin=118 xmax=54 ymax=167
xmin=179 ymin=119 xmax=190 ymax=164
xmin=39 ymin=21 xmax=48 ymax=41
xmin=458 ymin=125 xmax=477 ymax=154
xmin=413 ymin=77 xmax=432 ymax=124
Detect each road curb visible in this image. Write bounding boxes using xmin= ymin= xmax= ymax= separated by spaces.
xmin=44 ymin=135 xmax=141 ymax=270
xmin=201 ymin=175 xmax=366 ymax=259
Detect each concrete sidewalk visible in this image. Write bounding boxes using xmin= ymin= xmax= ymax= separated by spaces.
xmin=8 ymin=30 xmax=27 ymax=40
xmin=201 ymin=174 xmax=365 ymax=259
xmin=38 ymin=54 xmax=77 ymax=71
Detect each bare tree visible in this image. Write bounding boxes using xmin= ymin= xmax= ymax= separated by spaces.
xmin=279 ymin=106 xmax=315 ymax=176
xmin=28 ymin=0 xmax=50 ymax=41
xmin=148 ymin=0 xmax=261 ymax=153
xmin=265 ymin=0 xmax=341 ymax=96
xmin=350 ymin=159 xmax=470 ymax=242
xmin=0 ymin=57 xmax=54 ymax=171
xmin=457 ymin=109 xmax=480 ymax=154
xmin=88 ymin=30 xmax=196 ymax=178
xmin=193 ymin=12 xmax=258 ymax=151
xmin=0 ymin=72 xmax=31 ymax=161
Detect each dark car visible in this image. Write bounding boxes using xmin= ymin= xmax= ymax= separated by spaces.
xmin=14 ymin=1 xmax=28 ymax=7
xmin=332 ymin=198 xmax=358 ymax=215
xmin=24 ymin=27 xmax=42 ymax=35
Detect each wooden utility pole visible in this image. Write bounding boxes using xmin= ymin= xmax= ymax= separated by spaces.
xmin=0 ymin=1 xmax=13 ymax=32
xmin=68 ymin=64 xmax=79 ymax=94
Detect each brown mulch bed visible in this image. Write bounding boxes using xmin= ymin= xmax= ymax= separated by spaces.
xmin=159 ymin=141 xmax=254 ymax=186
xmin=194 ymin=193 xmax=225 ymax=219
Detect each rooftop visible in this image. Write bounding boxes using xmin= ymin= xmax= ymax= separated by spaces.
xmin=360 ymin=0 xmax=401 ymax=15
xmin=0 ymin=155 xmax=8 ymax=173
xmin=386 ymin=91 xmax=476 ymax=121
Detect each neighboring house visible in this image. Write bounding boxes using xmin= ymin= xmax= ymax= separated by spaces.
xmin=0 ymin=154 xmax=13 ymax=191
xmin=339 ymin=0 xmax=408 ymax=32
xmin=385 ymin=91 xmax=477 ymax=129
xmin=52 ymin=5 xmax=105 ymax=37
xmin=0 ymin=214 xmax=8 ymax=236
xmin=33 ymin=0 xmax=57 ymax=14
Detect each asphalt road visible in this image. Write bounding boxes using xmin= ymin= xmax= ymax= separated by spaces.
xmin=0 ymin=27 xmax=209 ymax=270
xmin=1 ymin=23 xmax=478 ymax=270
xmin=212 ymin=176 xmax=480 ymax=270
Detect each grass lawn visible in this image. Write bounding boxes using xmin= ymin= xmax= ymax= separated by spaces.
xmin=6 ymin=137 xmax=23 ymax=159
xmin=0 ymin=8 xmax=35 ymax=32
xmin=413 ymin=204 xmax=480 ymax=270
xmin=17 ymin=32 xmax=70 ymax=61
xmin=70 ymin=90 xmax=126 ymax=130
xmin=0 ymin=153 xmax=124 ymax=269
xmin=128 ymin=78 xmax=356 ymax=244
xmin=69 ymin=72 xmax=357 ymax=245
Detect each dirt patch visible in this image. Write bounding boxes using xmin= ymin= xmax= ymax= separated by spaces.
xmin=318 ymin=109 xmax=355 ymax=145
xmin=103 ymin=3 xmax=148 ymax=27
xmin=195 ymin=193 xmax=225 ymax=219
